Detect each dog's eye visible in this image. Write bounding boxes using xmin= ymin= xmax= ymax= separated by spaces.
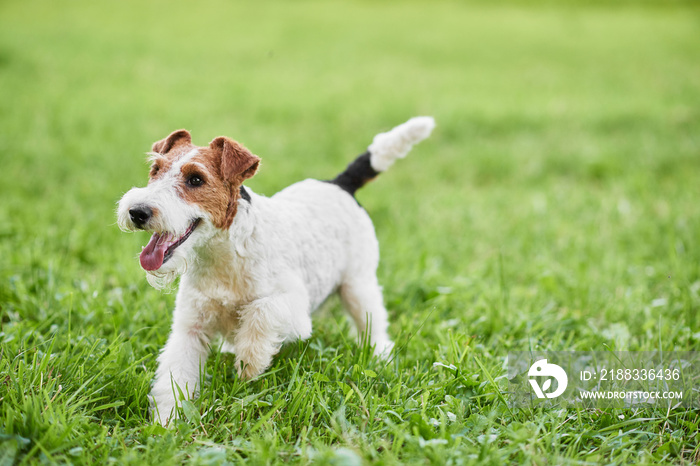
xmin=150 ymin=165 xmax=160 ymax=177
xmin=187 ymin=175 xmax=204 ymax=187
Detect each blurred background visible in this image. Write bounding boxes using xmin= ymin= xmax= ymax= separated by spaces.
xmin=0 ymin=0 xmax=699 ymax=461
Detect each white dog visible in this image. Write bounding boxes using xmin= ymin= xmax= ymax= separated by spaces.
xmin=117 ymin=116 xmax=435 ymax=425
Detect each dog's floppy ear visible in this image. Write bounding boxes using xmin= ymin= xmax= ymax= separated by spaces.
xmin=151 ymin=129 xmax=192 ymax=154
xmin=209 ymin=136 xmax=260 ymax=182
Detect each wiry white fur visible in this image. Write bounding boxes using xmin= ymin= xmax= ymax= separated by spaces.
xmin=368 ymin=116 xmax=435 ymax=172
xmin=118 ymin=149 xmax=209 ymax=289
xmin=117 ymin=117 xmax=434 ymax=426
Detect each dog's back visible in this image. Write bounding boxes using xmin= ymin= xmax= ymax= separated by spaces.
xmin=268 ymin=179 xmax=379 ymax=308
xmin=261 ymin=116 xmax=437 ymax=308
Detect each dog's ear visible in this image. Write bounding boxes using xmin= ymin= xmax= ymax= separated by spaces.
xmin=209 ymin=136 xmax=260 ymax=182
xmin=151 ymin=129 xmax=192 ymax=154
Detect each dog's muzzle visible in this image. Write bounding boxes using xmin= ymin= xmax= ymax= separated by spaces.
xmin=129 ymin=205 xmax=153 ymax=229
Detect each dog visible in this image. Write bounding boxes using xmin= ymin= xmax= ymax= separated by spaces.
xmin=117 ymin=116 xmax=435 ymax=425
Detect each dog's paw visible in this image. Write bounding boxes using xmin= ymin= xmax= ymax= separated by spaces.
xmin=373 ymin=340 xmax=395 ymax=360
xmin=235 ymin=358 xmax=267 ymax=381
xmin=149 ymin=394 xmax=177 ymax=427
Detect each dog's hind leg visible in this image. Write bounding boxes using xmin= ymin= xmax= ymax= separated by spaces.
xmin=340 ymin=276 xmax=394 ymax=359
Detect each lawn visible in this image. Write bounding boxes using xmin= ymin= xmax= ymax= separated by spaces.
xmin=1 ymin=0 xmax=699 ymax=464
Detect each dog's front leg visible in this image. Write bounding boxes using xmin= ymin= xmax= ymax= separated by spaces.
xmin=233 ymin=291 xmax=311 ymax=380
xmin=150 ymin=307 xmax=211 ymax=426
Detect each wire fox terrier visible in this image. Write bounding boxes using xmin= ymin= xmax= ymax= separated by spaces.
xmin=117 ymin=116 xmax=435 ymax=425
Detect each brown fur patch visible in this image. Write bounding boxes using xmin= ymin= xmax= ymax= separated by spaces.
xmin=209 ymin=137 xmax=260 ymax=229
xmin=145 ymin=130 xmax=260 ymax=229
xmin=147 ymin=148 xmax=191 ymax=183
xmin=147 ymin=130 xmax=197 ymax=183
xmin=210 ymin=137 xmax=260 ymax=183
xmin=151 ymin=129 xmax=192 ymax=154
xmin=148 ymin=155 xmax=170 ymax=180
xmin=177 ymin=151 xmax=231 ymax=229
xmin=166 ymin=138 xmax=261 ymax=230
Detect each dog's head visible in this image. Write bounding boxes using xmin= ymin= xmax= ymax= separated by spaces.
xmin=117 ymin=129 xmax=259 ymax=288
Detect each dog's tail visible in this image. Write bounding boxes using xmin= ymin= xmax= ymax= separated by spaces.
xmin=330 ymin=116 xmax=435 ymax=196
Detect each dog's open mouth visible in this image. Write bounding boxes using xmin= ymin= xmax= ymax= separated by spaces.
xmin=139 ymin=219 xmax=201 ymax=271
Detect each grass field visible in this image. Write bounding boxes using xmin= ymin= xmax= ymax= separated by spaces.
xmin=1 ymin=0 xmax=700 ymax=464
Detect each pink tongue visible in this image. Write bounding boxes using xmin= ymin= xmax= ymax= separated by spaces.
xmin=140 ymin=233 xmax=169 ymax=271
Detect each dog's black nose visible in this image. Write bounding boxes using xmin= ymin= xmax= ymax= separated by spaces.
xmin=129 ymin=206 xmax=152 ymax=229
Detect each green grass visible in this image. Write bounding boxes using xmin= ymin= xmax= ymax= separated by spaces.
xmin=1 ymin=0 xmax=699 ymax=463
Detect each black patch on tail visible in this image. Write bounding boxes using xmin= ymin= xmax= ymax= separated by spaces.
xmin=329 ymin=152 xmax=378 ymax=197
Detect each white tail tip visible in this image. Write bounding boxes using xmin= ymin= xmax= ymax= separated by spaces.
xmin=368 ymin=116 xmax=435 ymax=172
